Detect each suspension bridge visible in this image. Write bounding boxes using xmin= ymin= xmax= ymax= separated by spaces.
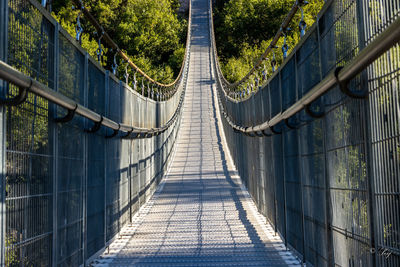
xmin=0 ymin=0 xmax=399 ymax=266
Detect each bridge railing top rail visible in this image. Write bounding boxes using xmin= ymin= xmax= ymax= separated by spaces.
xmin=210 ymin=0 xmax=400 ymax=135
xmin=0 ymin=0 xmax=193 ymax=138
xmin=211 ymin=0 xmax=310 ymax=93
xmin=69 ymin=0 xmax=192 ymax=90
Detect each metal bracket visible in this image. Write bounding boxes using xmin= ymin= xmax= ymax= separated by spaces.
xmin=130 ymin=133 xmax=140 ymax=139
xmin=284 ymin=118 xmax=298 ymax=130
xmin=261 ymin=129 xmax=272 ymax=137
xmin=146 ymin=130 xmax=155 ymax=138
xmin=270 ymin=125 xmax=282 ymax=134
xmin=105 ymin=124 xmax=120 ymax=138
xmin=139 ymin=132 xmax=148 ymax=139
xmin=0 ymin=82 xmax=29 ymax=106
xmin=335 ymin=67 xmax=368 ymax=99
xmin=254 ymin=131 xmax=264 ymax=137
xmin=85 ymin=116 xmax=103 ymax=133
xmin=54 ymin=104 xmax=78 ymax=123
xmin=305 ymin=103 xmax=325 ymax=118
xmin=122 ymin=129 xmax=133 ymax=138
xmin=244 ymin=128 xmax=257 ymax=137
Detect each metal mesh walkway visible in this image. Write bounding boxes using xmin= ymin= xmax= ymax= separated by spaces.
xmin=91 ymin=0 xmax=300 ymax=266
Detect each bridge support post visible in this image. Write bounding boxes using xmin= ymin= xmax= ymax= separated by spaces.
xmin=312 ymin=17 xmax=334 ymax=267
xmin=51 ymin=22 xmax=60 ymax=267
xmin=355 ymin=0 xmax=377 ymax=265
xmin=0 ymin=0 xmax=8 ymax=265
xmin=82 ymin=52 xmax=89 ymax=266
xmin=104 ymin=70 xmax=109 ymax=247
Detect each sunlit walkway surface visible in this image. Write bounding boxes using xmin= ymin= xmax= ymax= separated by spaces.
xmin=91 ymin=0 xmax=300 ymax=266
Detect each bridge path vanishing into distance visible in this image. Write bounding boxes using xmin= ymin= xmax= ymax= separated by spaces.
xmin=1 ymin=0 xmax=400 ymax=265
xmin=92 ymin=0 xmax=300 ymax=266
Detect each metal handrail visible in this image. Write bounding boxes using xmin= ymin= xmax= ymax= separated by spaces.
xmin=214 ymin=16 xmax=400 ymax=135
xmin=70 ymin=0 xmax=192 ymax=89
xmin=210 ymin=0 xmax=307 ymax=91
xmin=0 ymin=0 xmax=193 ymax=138
xmin=0 ymin=59 xmax=187 ymax=138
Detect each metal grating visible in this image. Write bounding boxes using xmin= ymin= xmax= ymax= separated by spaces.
xmin=1 ymin=0 xmax=183 ymax=265
xmin=218 ymin=0 xmax=400 ymax=265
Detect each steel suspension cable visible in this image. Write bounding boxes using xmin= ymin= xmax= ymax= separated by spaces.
xmin=209 ymin=0 xmax=400 ymax=136
xmin=0 ymin=0 xmax=193 ymax=138
xmin=71 ymin=0 xmax=192 ymax=90
xmin=211 ymin=9 xmax=400 ymax=136
xmin=210 ymin=0 xmax=307 ymax=93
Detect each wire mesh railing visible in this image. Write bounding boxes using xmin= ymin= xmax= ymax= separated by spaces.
xmin=212 ymin=0 xmax=314 ymax=97
xmin=68 ymin=0 xmax=192 ymax=98
xmin=0 ymin=0 xmax=192 ymax=265
xmin=211 ymin=0 xmax=400 ymax=266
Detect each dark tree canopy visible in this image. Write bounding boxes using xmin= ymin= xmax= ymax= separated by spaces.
xmin=52 ymin=0 xmax=187 ymax=85
xmin=213 ymin=0 xmax=324 ymax=83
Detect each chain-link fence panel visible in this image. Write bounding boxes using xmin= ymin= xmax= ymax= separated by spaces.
xmin=2 ymin=0 xmax=185 ymax=265
xmin=217 ymin=0 xmax=400 ymax=265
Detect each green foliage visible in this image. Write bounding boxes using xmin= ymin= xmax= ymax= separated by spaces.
xmin=214 ymin=0 xmax=324 ymax=83
xmin=51 ymin=0 xmax=187 ymax=86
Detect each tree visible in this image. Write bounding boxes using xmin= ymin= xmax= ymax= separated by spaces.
xmin=213 ymin=0 xmax=324 ymax=83
xmin=51 ymin=0 xmax=187 ymax=86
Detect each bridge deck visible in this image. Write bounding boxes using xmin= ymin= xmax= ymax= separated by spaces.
xmin=92 ymin=0 xmax=300 ymax=266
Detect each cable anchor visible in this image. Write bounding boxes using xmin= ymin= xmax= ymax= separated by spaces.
xmin=133 ymin=70 xmax=137 ymax=90
xmin=254 ymin=73 xmax=259 ymax=90
xmin=298 ymin=1 xmax=309 ymax=37
xmin=281 ymin=27 xmax=291 ymax=59
xmin=262 ymin=63 xmax=267 ymax=81
xmin=271 ymin=46 xmax=278 ymax=72
xmin=112 ymin=51 xmax=118 ymax=75
xmin=124 ymin=61 xmax=129 ymax=84
xmin=96 ymin=31 xmax=104 ymax=64
xmin=72 ymin=1 xmax=84 ymax=43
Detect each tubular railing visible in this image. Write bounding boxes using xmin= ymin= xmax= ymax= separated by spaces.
xmin=0 ymin=0 xmax=192 ymax=137
xmin=0 ymin=58 xmax=187 ymax=138
xmin=212 ymin=0 xmax=310 ymax=94
xmin=0 ymin=0 xmax=192 ymax=266
xmin=215 ymin=17 xmax=400 ymax=136
xmin=210 ymin=0 xmax=400 ymax=265
xmin=70 ymin=0 xmax=191 ymax=93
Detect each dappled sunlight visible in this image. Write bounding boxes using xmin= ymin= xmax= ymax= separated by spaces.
xmin=92 ymin=0 xmax=296 ymax=265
